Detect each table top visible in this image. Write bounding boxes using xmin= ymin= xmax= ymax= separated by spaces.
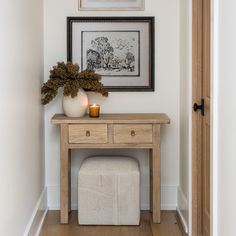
xmin=51 ymin=113 xmax=170 ymax=125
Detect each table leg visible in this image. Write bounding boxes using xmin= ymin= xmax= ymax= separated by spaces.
xmin=149 ymin=150 xmax=153 ymax=213
xmin=151 ymin=124 xmax=161 ymax=223
xmin=60 ymin=124 xmax=70 ymax=224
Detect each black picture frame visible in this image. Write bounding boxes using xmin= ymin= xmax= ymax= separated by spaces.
xmin=67 ymin=17 xmax=155 ymax=92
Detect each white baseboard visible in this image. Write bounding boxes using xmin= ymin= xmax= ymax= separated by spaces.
xmin=23 ymin=187 xmax=48 ymax=236
xmin=177 ymin=207 xmax=188 ymax=234
xmin=177 ymin=187 xmax=189 ymax=234
xmin=47 ymin=184 xmax=177 ymax=211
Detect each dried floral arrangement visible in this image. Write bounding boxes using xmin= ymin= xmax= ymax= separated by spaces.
xmin=41 ymin=62 xmax=108 ymax=105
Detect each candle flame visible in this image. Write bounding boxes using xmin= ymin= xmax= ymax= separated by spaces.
xmin=91 ymin=104 xmax=99 ymax=107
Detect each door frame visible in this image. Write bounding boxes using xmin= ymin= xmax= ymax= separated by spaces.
xmin=192 ymin=0 xmax=203 ymax=235
xmin=192 ymin=0 xmax=212 ymax=235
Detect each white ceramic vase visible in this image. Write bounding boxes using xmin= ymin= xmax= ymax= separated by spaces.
xmin=62 ymin=89 xmax=88 ymax=117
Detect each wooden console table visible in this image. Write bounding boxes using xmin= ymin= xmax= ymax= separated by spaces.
xmin=52 ymin=113 xmax=170 ymax=224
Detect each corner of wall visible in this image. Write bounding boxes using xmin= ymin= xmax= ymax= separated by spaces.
xmin=23 ymin=187 xmax=48 ymax=236
xmin=177 ymin=186 xmax=189 ymax=234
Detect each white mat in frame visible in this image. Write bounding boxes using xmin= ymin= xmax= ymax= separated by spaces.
xmin=78 ymin=0 xmax=145 ymax=11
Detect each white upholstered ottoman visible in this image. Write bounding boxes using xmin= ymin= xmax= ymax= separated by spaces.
xmin=78 ymin=156 xmax=140 ymax=225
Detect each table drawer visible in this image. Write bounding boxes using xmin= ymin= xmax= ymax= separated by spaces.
xmin=69 ymin=124 xmax=108 ymax=144
xmin=113 ymin=124 xmax=153 ymax=144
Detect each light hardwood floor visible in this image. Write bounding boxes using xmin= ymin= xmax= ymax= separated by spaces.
xmin=40 ymin=211 xmax=185 ymax=236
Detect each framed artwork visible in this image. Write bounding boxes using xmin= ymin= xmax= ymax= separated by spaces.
xmin=67 ymin=17 xmax=155 ymax=91
xmin=78 ymin=0 xmax=145 ymax=11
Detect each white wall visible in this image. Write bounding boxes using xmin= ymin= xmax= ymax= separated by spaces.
xmin=44 ymin=0 xmax=180 ymax=210
xmin=178 ymin=0 xmax=191 ymax=233
xmin=213 ymin=0 xmax=236 ymax=235
xmin=0 ymin=0 xmax=45 ymax=235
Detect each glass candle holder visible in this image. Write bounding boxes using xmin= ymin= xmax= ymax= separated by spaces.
xmin=89 ymin=104 xmax=100 ymax=118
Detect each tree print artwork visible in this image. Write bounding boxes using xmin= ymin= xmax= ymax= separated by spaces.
xmin=82 ymin=31 xmax=140 ymax=77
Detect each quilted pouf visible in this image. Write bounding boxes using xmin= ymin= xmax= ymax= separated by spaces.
xmin=78 ymin=156 xmax=140 ymax=225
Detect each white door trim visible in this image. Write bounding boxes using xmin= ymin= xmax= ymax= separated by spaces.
xmin=211 ymin=0 xmax=219 ymax=236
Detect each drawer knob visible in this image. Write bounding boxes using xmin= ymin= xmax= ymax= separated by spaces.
xmin=86 ymin=130 xmax=91 ymax=137
xmin=131 ymin=130 xmax=136 ymax=137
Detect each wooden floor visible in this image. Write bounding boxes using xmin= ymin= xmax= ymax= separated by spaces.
xmin=40 ymin=211 xmax=185 ymax=236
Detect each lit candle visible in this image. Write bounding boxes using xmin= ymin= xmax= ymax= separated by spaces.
xmin=89 ymin=104 xmax=100 ymax=118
